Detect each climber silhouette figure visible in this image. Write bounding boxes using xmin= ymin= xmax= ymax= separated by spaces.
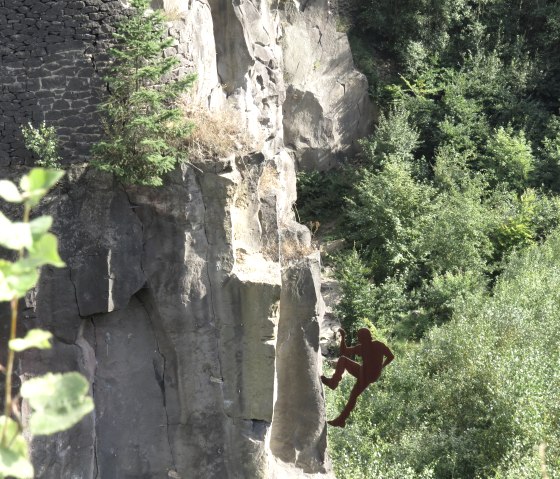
xmin=321 ymin=328 xmax=394 ymax=428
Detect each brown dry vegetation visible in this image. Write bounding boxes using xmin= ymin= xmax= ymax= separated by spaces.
xmin=280 ymin=239 xmax=314 ymax=260
xmin=279 ymin=228 xmax=315 ymax=260
xmin=181 ymin=100 xmax=256 ymax=161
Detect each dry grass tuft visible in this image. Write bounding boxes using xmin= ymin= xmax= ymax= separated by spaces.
xmin=281 ymin=239 xmax=315 ymax=260
xmin=280 ymin=230 xmax=315 ymax=260
xmin=181 ymin=101 xmax=256 ymax=161
xmin=163 ymin=7 xmax=184 ymax=21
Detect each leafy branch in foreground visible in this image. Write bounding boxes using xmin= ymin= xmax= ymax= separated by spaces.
xmin=92 ymin=0 xmax=196 ymax=186
xmin=0 ymin=169 xmax=93 ymax=479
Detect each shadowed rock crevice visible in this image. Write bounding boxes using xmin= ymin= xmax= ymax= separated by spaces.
xmin=207 ymin=0 xmax=254 ymax=95
xmin=90 ymin=296 xmax=175 ymax=479
xmin=135 ymin=288 xmax=180 ymax=476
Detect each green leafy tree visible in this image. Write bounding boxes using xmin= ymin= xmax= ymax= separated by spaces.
xmin=332 ymin=249 xmax=377 ymax=336
xmin=419 ymin=186 xmax=494 ymax=277
xmin=535 ymin=118 xmax=560 ymax=192
xmin=0 ymin=170 xmax=93 ymax=478
xmin=327 ymin=2 xmax=560 ymax=474
xmin=333 ymin=249 xmax=409 ymax=339
xmin=491 ymin=189 xmax=537 ymax=256
xmin=92 ymin=0 xmax=196 ymax=186
xmin=346 ymin=158 xmax=434 ymax=283
xmin=359 ymin=108 xmax=420 ymax=167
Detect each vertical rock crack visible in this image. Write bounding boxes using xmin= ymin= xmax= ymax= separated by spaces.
xmin=90 ymin=317 xmax=100 ymax=479
xmin=136 ymin=294 xmax=178 ymax=474
xmin=196 ymin=173 xmax=225 ymax=385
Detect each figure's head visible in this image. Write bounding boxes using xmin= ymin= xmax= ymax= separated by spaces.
xmin=357 ymin=328 xmax=373 ymax=344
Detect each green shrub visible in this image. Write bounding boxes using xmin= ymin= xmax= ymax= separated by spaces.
xmin=346 ymin=158 xmax=434 ymax=282
xmin=490 ymin=189 xmax=537 ymax=259
xmin=92 ymin=0 xmax=195 ymax=186
xmin=531 ymin=191 xmax=560 ymax=239
xmin=21 ymin=122 xmax=61 ymax=169
xmin=332 ymin=249 xmax=377 ymax=337
xmin=535 ymin=119 xmax=560 ymax=192
xmin=431 ymin=143 xmax=477 ymax=191
xmin=295 ymin=168 xmax=354 ymax=230
xmin=333 ymin=249 xmax=409 ymax=338
xmin=359 ymin=108 xmax=421 ymax=168
xmin=403 ymin=270 xmax=487 ymax=339
xmin=484 ymin=127 xmax=534 ymax=191
xmin=331 ymin=4 xmax=560 ymax=475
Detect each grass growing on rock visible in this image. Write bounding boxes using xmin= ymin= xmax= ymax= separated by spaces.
xmin=181 ymin=102 xmax=257 ymax=161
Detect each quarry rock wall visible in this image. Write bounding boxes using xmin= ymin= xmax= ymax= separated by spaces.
xmin=0 ymin=0 xmax=372 ymax=477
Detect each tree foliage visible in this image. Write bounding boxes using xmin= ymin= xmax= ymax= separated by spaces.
xmin=319 ymin=0 xmax=560 ymax=341
xmin=21 ymin=122 xmax=61 ymax=169
xmin=92 ymin=0 xmax=195 ymax=186
xmin=327 ymin=233 xmax=560 ymax=479
xmin=314 ymin=4 xmax=560 ymax=474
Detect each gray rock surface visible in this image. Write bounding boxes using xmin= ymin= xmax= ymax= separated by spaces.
xmin=280 ymin=0 xmax=375 ymax=170
xmin=0 ymin=0 xmax=371 ymax=476
xmin=271 ymin=254 xmax=328 ymax=473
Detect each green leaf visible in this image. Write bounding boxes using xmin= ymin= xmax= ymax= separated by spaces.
xmin=0 ymin=416 xmax=34 ymax=479
xmin=19 ymin=169 xmax=64 ymax=207
xmin=0 ymin=180 xmax=23 ymax=203
xmin=29 ymin=216 xmax=53 ymax=241
xmin=20 ymin=373 xmax=94 ymax=436
xmin=28 ymin=233 xmax=65 ymax=268
xmin=0 ymin=260 xmax=39 ymax=302
xmin=0 ymin=212 xmax=33 ymax=251
xmin=9 ymin=329 xmax=53 ymax=352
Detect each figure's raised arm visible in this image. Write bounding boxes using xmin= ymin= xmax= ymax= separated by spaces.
xmin=339 ymin=329 xmax=360 ymax=357
xmin=382 ymin=343 xmax=394 ymax=368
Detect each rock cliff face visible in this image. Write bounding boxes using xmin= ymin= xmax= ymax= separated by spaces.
xmin=280 ymin=0 xmax=374 ymax=170
xmin=0 ymin=0 xmax=371 ymax=477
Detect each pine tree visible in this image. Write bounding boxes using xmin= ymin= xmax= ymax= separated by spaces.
xmin=92 ymin=0 xmax=196 ymax=186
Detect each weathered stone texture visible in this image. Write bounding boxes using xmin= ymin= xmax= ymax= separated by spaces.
xmin=8 ymin=154 xmax=332 ymax=478
xmin=0 ymin=0 xmax=198 ymax=167
xmin=279 ymin=0 xmax=375 ymax=170
xmin=271 ymin=254 xmax=328 ymax=474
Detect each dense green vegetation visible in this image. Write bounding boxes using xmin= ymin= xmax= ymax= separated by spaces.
xmin=92 ymin=0 xmax=195 ymax=186
xmin=296 ymin=1 xmax=560 ymax=477
xmin=326 ymin=233 xmax=560 ymax=478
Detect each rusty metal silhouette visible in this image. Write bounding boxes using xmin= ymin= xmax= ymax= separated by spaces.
xmin=321 ymin=328 xmax=394 ymax=428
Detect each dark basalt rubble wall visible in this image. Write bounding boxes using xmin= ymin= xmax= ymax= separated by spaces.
xmin=0 ymin=0 xmax=122 ymax=166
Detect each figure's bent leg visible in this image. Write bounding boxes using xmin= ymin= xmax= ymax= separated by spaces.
xmin=321 ymin=357 xmax=361 ymax=390
xmin=328 ymin=381 xmax=367 ymax=428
